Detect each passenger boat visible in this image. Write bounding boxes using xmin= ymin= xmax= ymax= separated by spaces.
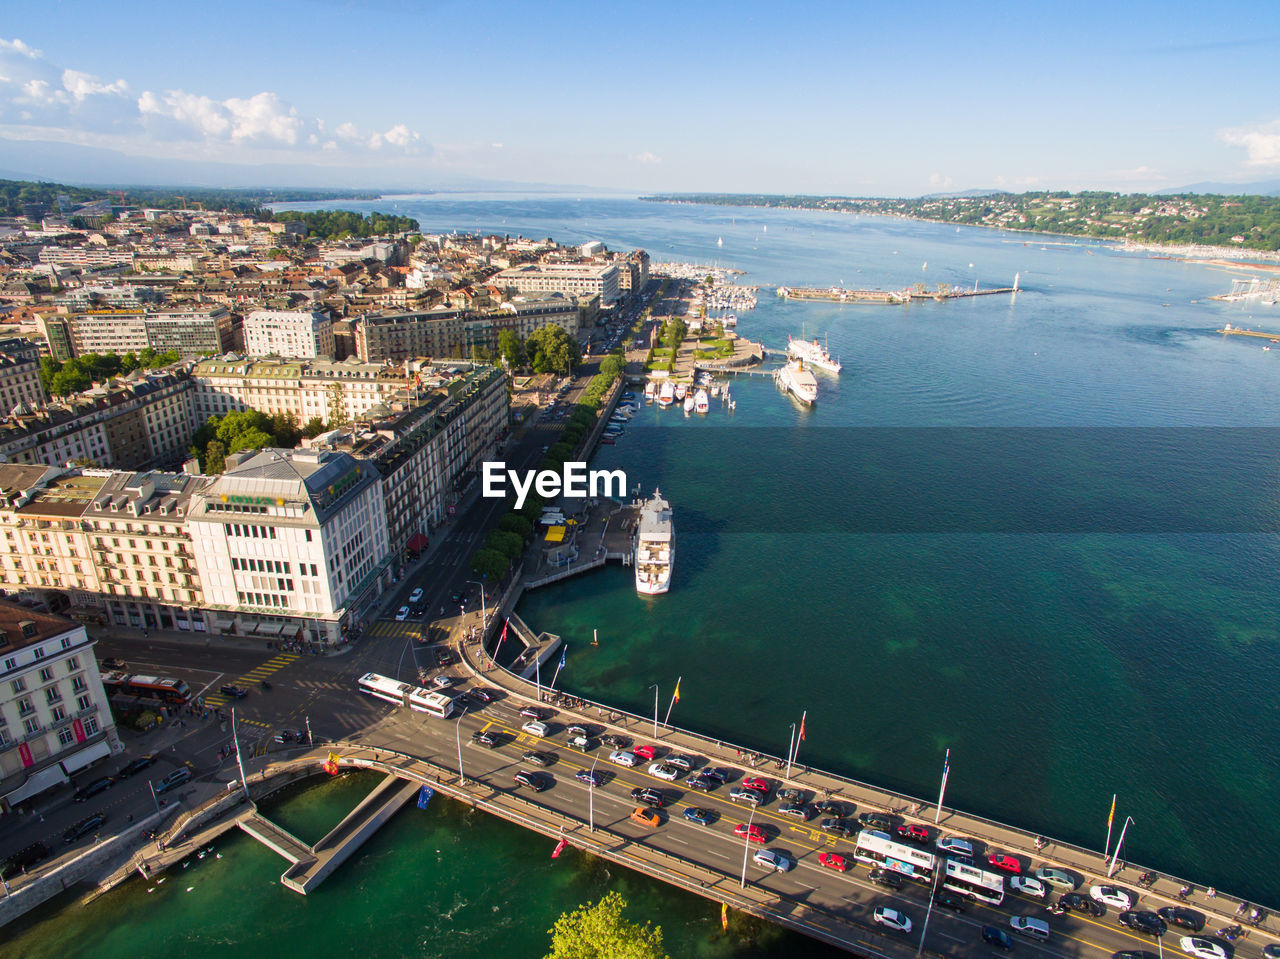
xmin=634 ymin=490 xmax=674 ymax=595
xmin=657 ymin=381 xmax=675 ymax=407
xmin=694 ymin=389 xmax=709 ymax=414
xmin=786 ymin=334 xmax=842 ymax=374
xmin=774 ymin=358 xmax=818 ymax=406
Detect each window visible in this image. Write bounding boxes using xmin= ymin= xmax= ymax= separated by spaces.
xmin=83 ymin=716 xmax=99 ymax=736
xmin=51 ymin=705 xmax=66 ymax=722
xmin=23 ymin=717 xmax=40 ymax=735
xmin=77 ymin=693 xmax=93 ymax=711
xmin=39 ymin=667 xmax=54 ymax=683
xmin=67 ymin=656 xmax=79 ymax=672
xmin=17 ymin=697 xmax=33 ymax=716
xmin=58 ymin=726 xmax=75 ymax=746
xmin=46 ymin=686 xmax=62 ymax=704
xmin=10 ymin=677 xmax=25 ymax=694
xmin=33 ymin=647 xmax=45 ymax=661
xmin=61 ymin=637 xmax=72 ymax=649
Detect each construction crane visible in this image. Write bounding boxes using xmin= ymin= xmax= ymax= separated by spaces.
xmin=174 ymin=195 xmax=186 ymax=211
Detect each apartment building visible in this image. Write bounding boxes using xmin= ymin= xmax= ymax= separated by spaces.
xmin=243 ymin=310 xmax=335 ymax=360
xmin=0 ymin=338 xmax=48 ymax=412
xmin=492 ymin=262 xmax=621 ymax=306
xmin=190 ymin=357 xmax=408 ymax=424
xmin=36 ymin=307 xmax=232 ymax=361
xmin=354 ymin=297 xmax=580 ymax=363
xmin=0 ymin=603 xmax=120 ymax=811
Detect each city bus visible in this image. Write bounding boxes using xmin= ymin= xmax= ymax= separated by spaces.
xmin=358 ymin=673 xmax=456 ymax=719
xmin=407 ymin=686 xmax=457 ymax=719
xmin=941 ymin=859 xmax=1006 ymax=905
xmin=852 ymin=830 xmax=936 ymax=882
xmin=102 ymin=671 xmax=191 ymax=705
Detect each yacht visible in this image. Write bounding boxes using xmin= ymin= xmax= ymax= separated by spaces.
xmin=786 ymin=334 xmax=842 ymax=374
xmin=657 ymin=381 xmax=675 ymax=407
xmin=694 ymin=389 xmax=710 ymax=414
xmin=683 ymin=393 xmax=695 ymax=414
xmin=674 ymin=382 xmax=688 ymax=401
xmin=643 ymin=381 xmax=656 ymax=403
xmin=775 ymin=358 xmax=818 ymax=406
xmin=635 ymin=490 xmax=674 ymax=595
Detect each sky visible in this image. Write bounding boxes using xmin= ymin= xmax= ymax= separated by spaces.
xmin=1 ymin=0 xmax=1279 ymax=195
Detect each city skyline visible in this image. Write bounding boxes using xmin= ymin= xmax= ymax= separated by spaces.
xmin=2 ymin=0 xmax=1280 ymax=195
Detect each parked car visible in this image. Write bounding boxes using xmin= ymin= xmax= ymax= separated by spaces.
xmin=1090 ymin=885 xmax=1136 ymax=910
xmin=753 ymin=849 xmax=794 ymax=872
xmin=869 ymin=867 xmax=905 ymax=891
xmin=988 ymin=853 xmax=1023 ymax=875
xmin=219 ymin=684 xmax=247 ymax=699
xmin=630 ymin=787 xmax=665 ymax=808
xmin=518 ymin=706 xmax=546 ymax=720
xmin=118 ymin=755 xmax=157 ymax=778
xmin=874 ymin=907 xmax=912 ymax=934
xmin=1119 ymin=911 xmax=1167 ymax=937
xmin=513 ymin=770 xmax=549 ymax=791
xmin=817 ymin=852 xmax=847 ymax=872
xmin=63 ymin=813 xmax=106 ymax=843
xmin=1157 ymin=907 xmax=1206 ymax=932
xmin=741 ymin=776 xmax=770 ymax=793
xmin=683 ymin=807 xmax=715 ymax=826
xmin=858 ymin=812 xmax=896 ymax=831
xmin=818 ymin=800 xmax=846 ymax=817
xmin=1 ymin=842 xmax=50 ymax=879
xmin=982 ymin=926 xmax=1014 ymax=950
xmin=777 ymin=787 xmax=805 ymax=803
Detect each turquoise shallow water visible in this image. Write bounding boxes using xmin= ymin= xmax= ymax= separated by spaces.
xmin=13 ymin=194 xmax=1280 ymax=955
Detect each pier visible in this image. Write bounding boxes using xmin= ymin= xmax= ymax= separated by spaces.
xmin=778 ymin=284 xmax=1019 ymax=304
xmin=1218 ymin=325 xmax=1280 ymax=342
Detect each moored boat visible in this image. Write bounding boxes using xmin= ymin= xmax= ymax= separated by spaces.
xmin=775 ymin=358 xmax=818 ymax=406
xmin=635 ymin=490 xmax=674 ymax=595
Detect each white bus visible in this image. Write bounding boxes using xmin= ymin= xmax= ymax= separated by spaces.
xmin=852 ymin=831 xmax=936 ymax=881
xmin=941 ymin=859 xmax=1006 ymax=905
xmin=358 ymin=673 xmax=457 ymax=719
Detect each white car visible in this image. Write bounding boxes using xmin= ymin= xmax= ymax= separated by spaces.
xmin=936 ymin=836 xmax=975 ymax=857
xmin=753 ymin=849 xmax=794 ymax=872
xmin=873 ymin=907 xmax=912 ymax=934
xmin=664 ymin=755 xmax=694 ymax=771
xmin=609 ymin=750 xmax=638 ymax=767
xmin=1089 ymin=884 xmax=1135 ymax=910
xmin=1180 ymin=938 xmax=1228 ymax=959
xmin=648 ymin=762 xmax=680 ymax=781
xmin=1009 ymin=875 xmax=1048 ymax=899
xmin=395 ymin=606 xmax=410 ymax=621
xmin=521 ymin=720 xmax=548 ymax=737
xmin=408 ymin=587 xmax=423 ymax=603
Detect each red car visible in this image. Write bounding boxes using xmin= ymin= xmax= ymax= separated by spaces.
xmin=741 ymin=777 xmax=770 ymax=793
xmin=734 ymin=823 xmax=766 ymax=844
xmin=987 ymin=853 xmax=1022 ymax=874
xmin=818 ymin=852 xmax=847 ymax=872
xmin=633 ymin=744 xmax=657 ymax=761
xmin=897 ymin=824 xmax=930 ymax=844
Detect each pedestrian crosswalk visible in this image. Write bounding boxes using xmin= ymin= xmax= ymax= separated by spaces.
xmin=203 ymin=654 xmax=299 ymax=706
xmin=367 ymin=620 xmax=438 ymax=642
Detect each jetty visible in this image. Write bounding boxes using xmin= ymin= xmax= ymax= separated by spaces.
xmin=777 ymin=282 xmax=1020 ymax=304
xmin=1218 ymin=324 xmax=1280 ymax=342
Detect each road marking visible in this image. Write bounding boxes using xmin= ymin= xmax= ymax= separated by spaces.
xmin=938 ymin=933 xmax=965 ymax=944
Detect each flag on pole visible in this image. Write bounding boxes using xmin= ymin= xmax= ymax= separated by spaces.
xmin=551 ymin=838 xmax=568 ymax=859
xmin=496 ymin=619 xmax=508 ymax=652
xmin=1107 ymin=793 xmax=1116 ymax=830
xmin=557 ymin=644 xmax=567 ymax=672
xmin=798 ymin=713 xmax=806 ymax=742
xmin=721 ymin=902 xmax=729 ymax=932
xmin=672 ymin=678 xmax=681 ymax=705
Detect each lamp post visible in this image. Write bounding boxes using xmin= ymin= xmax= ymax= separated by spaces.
xmin=231 ymin=708 xmax=249 ymax=802
xmin=467 ymin=579 xmax=488 ymax=634
xmin=739 ymin=805 xmax=757 ymax=889
xmin=456 ymin=710 xmax=466 ymax=785
xmin=786 ymin=723 xmax=796 ymax=778
xmin=917 ymin=854 xmax=944 ymax=955
xmin=589 ymin=753 xmax=600 ymax=832
xmin=934 ymin=749 xmax=950 ymax=825
xmin=649 ymin=684 xmax=659 ymax=738
xmin=1108 ymin=816 xmax=1133 ymax=877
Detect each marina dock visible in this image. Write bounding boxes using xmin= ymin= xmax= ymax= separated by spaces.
xmin=778 ymin=284 xmax=1019 ymax=304
xmin=1218 ymin=325 xmax=1280 ymax=341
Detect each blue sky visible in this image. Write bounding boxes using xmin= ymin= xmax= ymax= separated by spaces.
xmin=1 ymin=0 xmax=1279 ymax=194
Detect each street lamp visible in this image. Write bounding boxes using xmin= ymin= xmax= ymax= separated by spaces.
xmin=456 ymin=710 xmax=466 ymax=786
xmin=917 ymin=854 xmax=945 ymax=955
xmin=739 ymin=805 xmax=757 ymax=889
xmin=589 ymin=753 xmax=600 ymax=832
xmin=1108 ymin=816 xmax=1134 ymax=877
xmin=649 ymin=684 xmax=659 ymax=738
xmin=467 ymin=579 xmax=488 ymax=634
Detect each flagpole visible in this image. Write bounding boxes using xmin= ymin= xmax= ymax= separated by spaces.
xmin=1108 ymin=816 xmax=1133 ymax=877
xmin=649 ymin=684 xmax=659 ymax=738
xmin=550 ymin=644 xmax=567 ymax=690
xmin=790 ymin=710 xmax=807 ymax=773
xmin=663 ymin=677 xmax=681 ymax=727
xmin=934 ymin=748 xmax=950 ymax=824
xmin=786 ymin=723 xmax=796 ymax=778
xmin=536 ymin=654 xmax=542 ymax=703
xmin=1104 ymin=793 xmax=1117 ymax=859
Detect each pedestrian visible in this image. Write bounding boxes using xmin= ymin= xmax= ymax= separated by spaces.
xmin=1238 ymin=902 xmax=1250 ymax=917
xmin=1207 ymin=887 xmax=1217 ymax=898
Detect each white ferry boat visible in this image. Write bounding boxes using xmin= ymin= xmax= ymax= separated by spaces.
xmin=787 ymin=334 xmax=842 ymax=374
xmin=694 ymin=389 xmax=709 ymax=414
xmin=775 ymin=358 xmax=818 ymax=406
xmin=657 ymin=381 xmax=675 ymax=407
xmin=635 ymin=490 xmax=674 ymax=595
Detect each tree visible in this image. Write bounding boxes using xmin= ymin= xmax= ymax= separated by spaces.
xmin=498 ymin=329 xmax=524 ymax=369
xmin=526 ymin=325 xmax=577 ymax=376
xmin=545 ymin=891 xmax=668 ymax=959
xmin=470 ymin=548 xmax=510 ymax=581
xmin=486 ymin=529 xmax=524 ymax=562
xmin=203 ymin=439 xmax=227 ymax=475
xmin=498 ymin=513 xmax=533 ymax=540
xmin=599 ymin=353 xmax=625 ymax=381
xmin=228 ymin=428 xmax=274 ymax=455
xmin=327 ymin=382 xmax=349 ymax=428
xmin=51 ymin=364 xmax=91 ymax=396
xmin=302 ymin=416 xmax=328 ymax=438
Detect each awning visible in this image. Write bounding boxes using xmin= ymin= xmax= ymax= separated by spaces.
xmin=57 ymin=738 xmax=111 ymax=774
xmin=407 ymin=533 xmax=429 ymax=552
xmin=1 ymin=763 xmax=69 ymax=805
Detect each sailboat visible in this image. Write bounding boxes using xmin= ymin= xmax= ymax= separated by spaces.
xmin=717 ymin=236 xmax=723 ymax=247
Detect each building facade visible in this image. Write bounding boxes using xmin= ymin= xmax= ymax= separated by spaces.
xmin=492 ymin=262 xmax=621 ymax=306
xmin=355 ymin=298 xmax=581 ymax=363
xmin=243 ymin=310 xmax=335 ymax=360
xmin=190 ymin=357 xmax=410 ymax=425
xmin=0 ymin=338 xmax=48 ymax=413
xmin=36 ymin=307 xmax=232 ymax=361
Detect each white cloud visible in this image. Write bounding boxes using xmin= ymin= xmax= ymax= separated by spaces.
xmin=62 ymin=69 xmax=127 ymax=100
xmin=1220 ymin=120 xmax=1280 ymax=167
xmin=631 ymin=151 xmax=662 ymax=165
xmin=928 ymin=173 xmax=953 ymax=189
xmin=370 ymin=123 xmax=418 ymax=150
xmin=335 ymin=121 xmax=360 ymax=141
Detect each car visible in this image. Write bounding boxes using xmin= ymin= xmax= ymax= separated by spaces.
xmin=858 ymin=812 xmax=896 ymax=831
xmin=988 ymin=853 xmax=1023 ymax=875
xmin=820 ymin=818 xmax=855 ymax=838
xmin=274 ymin=730 xmax=297 ymax=744
xmin=818 ymin=800 xmax=846 ymax=817
xmin=1260 ymin=948 xmax=1280 ymax=959
xmin=779 ymin=803 xmax=813 ymax=820
xmin=753 ymin=849 xmax=794 ymax=872
xmin=630 ymin=806 xmax=661 ymax=828
xmin=1 ymin=842 xmax=50 ymax=880
xmin=741 ymin=776 xmax=770 ymax=793
xmin=1120 ymin=912 xmax=1168 ymax=937
xmin=522 ymin=750 xmax=555 ymax=767
xmin=701 ymin=767 xmax=734 ymax=783
xmin=897 ymin=824 xmax=931 ymax=844
xmin=874 ymin=907 xmax=912 ymax=934
xmin=729 ymin=787 xmax=764 ymax=805
xmin=101 ymin=657 xmax=126 ymax=670
xmin=983 ymin=926 xmax=1014 ymax=950
xmin=1009 ymin=917 xmax=1050 ymax=942
xmin=777 ymin=787 xmax=805 ymax=803
xmin=630 ymin=787 xmax=666 ymax=808
xmin=408 ymin=586 xmax=423 ymax=603
xmin=817 ymin=852 xmax=847 ymax=872
xmin=471 ymin=730 xmax=499 ymax=748
xmin=395 ymin=606 xmax=410 ymax=621
xmin=568 ymin=735 xmax=592 ymax=750
xmin=468 ymin=688 xmax=493 ymax=703
xmin=647 ymin=762 xmax=680 ymax=781
xmin=154 ymin=767 xmax=191 ymax=794
xmin=734 ymin=823 xmax=766 ymax=844
xmin=521 ymin=720 xmax=549 ymax=737
xmin=63 ymin=813 xmax=106 ymax=844
xmin=219 ymin=684 xmax=247 ymax=699
xmin=1036 ymin=866 xmax=1078 ymax=891
xmin=117 ymin=755 xmax=156 ymax=778
xmin=513 ymin=770 xmax=549 ymax=791
xmin=1059 ymin=893 xmax=1104 ymax=916
xmin=664 ymin=755 xmax=694 ymax=771
xmin=609 ymin=750 xmax=638 ymax=767
xmin=632 ymin=745 xmax=657 ymax=761
xmin=434 ymin=648 xmax=453 ymax=667
xmin=934 ymin=891 xmax=968 ymax=913
xmin=566 ymin=725 xmax=589 ymax=738
xmin=685 ymin=775 xmax=714 ymax=791
xmin=1090 ymin=885 xmax=1135 ymax=910
xmin=575 ymin=768 xmax=605 ymax=786
xmin=869 ymin=867 xmax=905 ymax=891
xmin=1179 ymin=938 xmax=1228 ymax=959
xmin=936 ymin=835 xmax=975 ymax=857
xmin=601 ymin=734 xmax=629 ymax=749
xmin=684 ymin=807 xmax=715 ymax=826
xmin=519 ymin=705 xmax=545 ymax=719
xmin=1009 ymin=876 xmax=1049 ymax=899
xmin=431 ymin=675 xmax=456 ymax=689
xmin=410 ymin=603 xmax=425 ymax=618
xmin=449 ymin=589 xmax=465 ymax=604
xmin=1157 ymin=907 xmax=1206 ymax=932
